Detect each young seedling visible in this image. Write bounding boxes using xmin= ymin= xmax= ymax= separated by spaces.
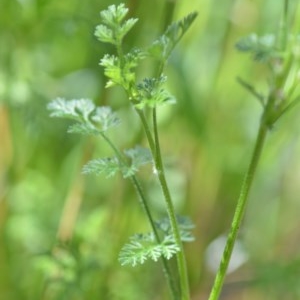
xmin=48 ymin=4 xmax=197 ymax=300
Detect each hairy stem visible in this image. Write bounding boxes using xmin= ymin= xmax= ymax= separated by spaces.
xmin=208 ymin=122 xmax=268 ymax=300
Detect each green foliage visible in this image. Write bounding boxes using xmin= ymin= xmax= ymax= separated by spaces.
xmin=155 ymin=215 xmax=195 ymax=243
xmin=236 ymin=33 xmax=278 ymax=63
xmin=135 ymin=76 xmax=176 ymax=109
xmin=208 ymin=5 xmax=300 ymax=300
xmin=100 ymin=48 xmax=145 ymax=88
xmin=47 ymin=98 xmax=96 ymax=122
xmin=83 ymin=157 xmax=121 ymax=178
xmin=91 ymin=106 xmax=121 ymax=131
xmin=119 ymin=216 xmax=194 ymax=267
xmin=82 ymin=146 xmax=152 ymax=178
xmin=94 ymin=3 xmax=138 ymax=45
xmin=236 ymin=30 xmax=300 ymax=125
xmin=48 ymin=98 xmax=120 ymax=134
xmin=96 ymin=4 xmax=197 ymax=117
xmin=4 ymin=0 xmax=300 ymax=299
xmin=34 ymin=248 xmax=78 ymax=284
xmin=148 ymin=12 xmax=198 ymax=61
xmin=119 ymin=234 xmax=180 ymax=267
xmin=47 ymin=4 xmax=198 ymax=299
xmin=123 ymin=146 xmax=153 ymax=171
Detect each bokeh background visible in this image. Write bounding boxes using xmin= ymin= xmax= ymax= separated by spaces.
xmin=1 ymin=0 xmax=300 ymax=299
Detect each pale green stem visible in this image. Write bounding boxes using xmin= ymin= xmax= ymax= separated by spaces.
xmin=152 ymin=108 xmax=190 ymax=300
xmin=134 ymin=98 xmax=189 ymax=299
xmin=208 ymin=3 xmax=296 ymax=297
xmin=208 ymin=122 xmax=268 ymax=300
xmin=135 ymin=109 xmax=156 ymax=153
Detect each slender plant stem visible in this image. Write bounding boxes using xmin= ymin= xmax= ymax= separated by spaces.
xmin=129 ymin=176 xmax=179 ymax=299
xmin=114 ymin=5 xmax=186 ymax=297
xmin=208 ymin=3 xmax=296 ymax=298
xmin=99 ymin=131 xmax=178 ymax=299
xmin=152 ymin=108 xmax=190 ymax=300
xmin=135 ymin=109 xmax=156 ymax=153
xmin=149 ymin=4 xmax=191 ymax=297
xmin=208 ymin=122 xmax=268 ymax=300
xmin=113 ymin=41 xmax=179 ymax=297
xmin=134 ymin=89 xmax=190 ymax=300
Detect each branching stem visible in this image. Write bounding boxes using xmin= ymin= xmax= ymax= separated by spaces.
xmin=99 ymin=131 xmax=178 ymax=299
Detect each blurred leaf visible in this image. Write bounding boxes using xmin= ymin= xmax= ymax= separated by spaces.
xmin=67 ymin=123 xmax=100 ymax=135
xmin=82 ymin=146 xmax=152 ymax=178
xmin=123 ymin=146 xmax=153 ymax=175
xmin=47 ymin=98 xmax=95 ymax=122
xmin=155 ymin=215 xmax=195 ymax=243
xmin=148 ymin=12 xmax=198 ymax=61
xmin=48 ymin=99 xmax=120 ymax=134
xmin=100 ymin=3 xmax=130 ymax=27
xmin=135 ymin=76 xmax=176 ymax=109
xmin=82 ymin=157 xmax=121 ymax=178
xmin=91 ymin=106 xmax=121 ymax=131
xmin=236 ymin=33 xmax=278 ymax=63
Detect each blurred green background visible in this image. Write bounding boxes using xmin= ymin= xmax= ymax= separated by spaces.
xmin=1 ymin=0 xmax=300 ymax=299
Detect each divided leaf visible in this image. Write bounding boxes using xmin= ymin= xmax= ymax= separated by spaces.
xmin=47 ymin=98 xmax=95 ymax=122
xmin=155 ymin=215 xmax=195 ymax=243
xmin=100 ymin=49 xmax=145 ymax=88
xmin=47 ymin=98 xmax=120 ymax=134
xmin=135 ymin=76 xmax=176 ymax=109
xmin=119 ymin=233 xmax=180 ymax=267
xmin=148 ymin=11 xmax=198 ymax=61
xmin=82 ymin=157 xmax=121 ymax=178
xmin=95 ymin=3 xmax=138 ymax=45
xmin=82 ymin=146 xmax=152 ymax=179
xmin=100 ymin=3 xmax=129 ymax=26
xmin=67 ymin=123 xmax=100 ymax=135
xmin=91 ymin=106 xmax=120 ymax=131
xmin=124 ymin=146 xmax=153 ymax=173
xmin=236 ymin=33 xmax=278 ymax=63
xmin=119 ymin=215 xmax=195 ymax=267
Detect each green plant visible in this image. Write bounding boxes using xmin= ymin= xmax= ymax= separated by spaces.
xmin=48 ymin=4 xmax=197 ymax=300
xmin=208 ymin=1 xmax=300 ymax=299
xmin=46 ymin=2 xmax=300 ymax=300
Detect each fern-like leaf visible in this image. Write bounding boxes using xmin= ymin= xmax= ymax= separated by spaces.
xmin=67 ymin=123 xmax=100 ymax=135
xmin=119 ymin=233 xmax=180 ymax=267
xmin=135 ymin=76 xmax=176 ymax=109
xmin=100 ymin=49 xmax=145 ymax=89
xmin=155 ymin=215 xmax=195 ymax=243
xmin=91 ymin=106 xmax=120 ymax=131
xmin=119 ymin=240 xmax=148 ymax=267
xmin=123 ymin=146 xmax=153 ymax=176
xmin=148 ymin=12 xmax=197 ymax=61
xmin=236 ymin=33 xmax=279 ymax=63
xmin=95 ymin=3 xmax=138 ymax=45
xmin=82 ymin=157 xmax=121 ymax=178
xmin=83 ymin=146 xmax=152 ymax=179
xmin=47 ymin=98 xmax=95 ymax=122
xmin=48 ymin=98 xmax=120 ymax=134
